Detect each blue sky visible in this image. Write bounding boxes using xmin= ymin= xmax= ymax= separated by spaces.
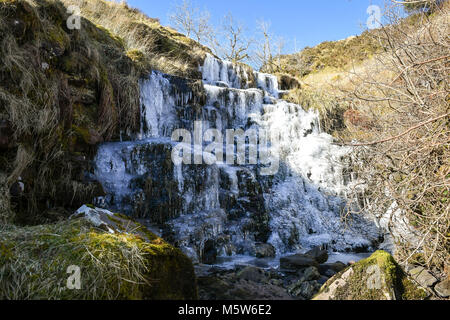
xmin=126 ymin=0 xmax=386 ymax=53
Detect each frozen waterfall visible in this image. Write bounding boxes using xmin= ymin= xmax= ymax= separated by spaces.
xmin=94 ymin=53 xmax=379 ymax=264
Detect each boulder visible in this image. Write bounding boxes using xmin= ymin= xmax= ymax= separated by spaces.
xmin=198 ymin=268 xmax=293 ymax=300
xmin=313 ymin=251 xmax=428 ymax=300
xmin=318 ymin=262 xmax=347 ymax=275
xmin=0 ymin=205 xmax=198 ymax=300
xmin=318 ymin=276 xmax=329 ymax=285
xmin=236 ymin=266 xmax=267 ymax=283
xmin=303 ymin=267 xmax=321 ymax=281
xmin=280 ymin=254 xmax=319 ymax=271
xmin=202 ymin=239 xmax=218 ymax=265
xmin=288 ymin=280 xmax=321 ymax=300
xmin=409 ymin=267 xmax=438 ymax=288
xmin=306 ymin=246 xmax=329 ymax=264
xmin=325 ymin=269 xmax=337 ymax=278
xmin=434 ymin=279 xmax=450 ymax=298
xmin=254 ymin=243 xmax=276 ymax=258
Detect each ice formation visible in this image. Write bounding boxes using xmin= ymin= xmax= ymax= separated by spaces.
xmin=94 ymin=54 xmax=379 ymax=263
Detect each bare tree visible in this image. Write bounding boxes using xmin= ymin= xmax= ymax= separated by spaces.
xmin=168 ymin=0 xmax=212 ymax=43
xmin=218 ymin=13 xmax=253 ymax=63
xmin=341 ymin=0 xmax=449 ymax=271
xmin=254 ymin=19 xmax=285 ymax=73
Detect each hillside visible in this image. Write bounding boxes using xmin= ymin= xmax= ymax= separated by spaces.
xmin=276 ymin=2 xmax=449 ymax=279
xmin=0 ymin=0 xmax=211 ymax=225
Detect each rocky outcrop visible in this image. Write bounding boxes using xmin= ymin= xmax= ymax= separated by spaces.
xmin=280 ymin=254 xmax=319 ymax=271
xmin=255 ymin=243 xmax=276 ymax=258
xmin=197 ymin=266 xmax=292 ymax=300
xmin=434 ymin=279 xmax=450 ymax=298
xmin=280 ymin=246 xmax=330 ymax=272
xmin=0 ymin=206 xmax=198 ymax=300
xmin=313 ymin=251 xmax=428 ymax=300
xmin=408 ymin=266 xmax=438 ymax=288
xmin=305 ymin=246 xmax=329 ymax=264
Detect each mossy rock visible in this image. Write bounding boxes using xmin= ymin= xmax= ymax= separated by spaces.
xmin=0 ymin=206 xmax=198 ymax=300
xmin=313 ymin=251 xmax=428 ymax=300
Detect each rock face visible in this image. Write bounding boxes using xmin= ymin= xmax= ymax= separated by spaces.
xmin=197 ymin=266 xmax=292 ymax=300
xmin=434 ymin=279 xmax=450 ymax=298
xmin=318 ymin=262 xmax=347 ymax=275
xmin=0 ymin=205 xmax=197 ymax=300
xmin=409 ymin=267 xmax=438 ymax=288
xmin=255 ymin=243 xmax=276 ymax=258
xmin=314 ymin=251 xmax=428 ymax=300
xmin=306 ymin=246 xmax=329 ymax=264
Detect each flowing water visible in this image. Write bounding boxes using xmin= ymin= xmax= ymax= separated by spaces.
xmin=94 ymin=54 xmax=380 ymax=264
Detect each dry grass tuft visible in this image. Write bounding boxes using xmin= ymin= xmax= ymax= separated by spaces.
xmin=0 ymin=219 xmax=152 ymax=299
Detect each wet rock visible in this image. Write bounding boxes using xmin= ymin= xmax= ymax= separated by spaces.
xmin=306 ymin=246 xmax=329 ymax=264
xmin=288 ymin=280 xmax=321 ymax=300
xmin=255 ymin=243 xmax=276 ymax=258
xmin=198 ymin=267 xmax=293 ymax=300
xmin=318 ymin=261 xmax=347 ymax=275
xmin=434 ymin=279 xmax=450 ymax=298
xmin=324 ymin=269 xmax=337 ymax=278
xmin=202 ymin=239 xmax=218 ymax=265
xmin=280 ymin=254 xmax=319 ymax=271
xmin=303 ymin=267 xmax=321 ymax=281
xmin=236 ymin=266 xmax=267 ymax=283
xmin=409 ymin=267 xmax=438 ymax=288
xmin=317 ymin=276 xmax=329 ymax=285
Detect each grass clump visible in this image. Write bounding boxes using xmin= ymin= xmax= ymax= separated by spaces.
xmin=0 ymin=217 xmax=197 ymax=300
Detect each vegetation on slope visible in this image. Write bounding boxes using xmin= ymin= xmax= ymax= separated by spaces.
xmin=278 ymin=1 xmax=449 ymax=273
xmin=0 ymin=0 xmax=209 ymax=225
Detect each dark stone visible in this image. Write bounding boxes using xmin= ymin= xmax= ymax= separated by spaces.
xmin=303 ymin=267 xmax=321 ymax=281
xmin=306 ymin=246 xmax=329 ymax=264
xmin=318 ymin=262 xmax=347 ymax=275
xmin=317 ymin=276 xmax=329 ymax=285
xmin=202 ymin=239 xmax=218 ymax=265
xmin=236 ymin=266 xmax=267 ymax=283
xmin=254 ymin=243 xmax=276 ymax=258
xmin=409 ymin=267 xmax=438 ymax=288
xmin=280 ymin=254 xmax=319 ymax=271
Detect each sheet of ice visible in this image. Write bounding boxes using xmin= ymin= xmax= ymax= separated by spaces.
xmin=94 ymin=56 xmax=380 ymax=263
xmin=201 ymin=53 xmax=250 ymax=89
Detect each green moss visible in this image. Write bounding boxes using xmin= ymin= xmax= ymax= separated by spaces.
xmin=315 ymin=251 xmax=428 ymax=300
xmin=0 ymin=218 xmax=197 ymax=300
xmin=401 ymin=277 xmax=428 ymax=300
